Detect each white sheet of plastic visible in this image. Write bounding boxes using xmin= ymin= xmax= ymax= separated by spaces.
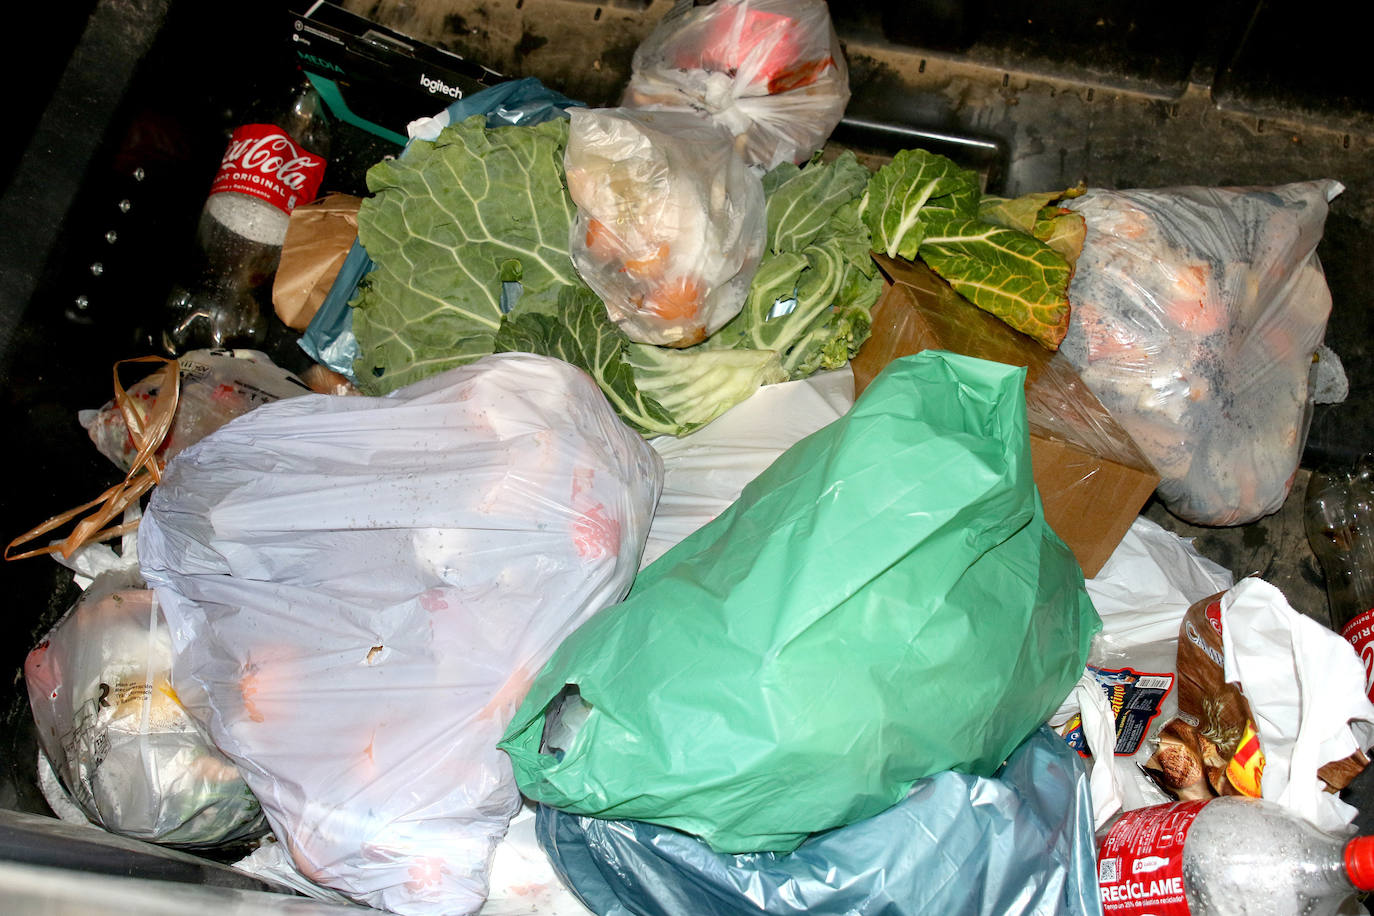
xmin=1084 ymin=515 xmax=1235 ymax=648
xmin=1222 ymin=577 xmax=1374 ymax=833
xmin=642 ymin=367 xmax=854 ymax=569
xmin=137 ymin=352 xmax=663 ymax=916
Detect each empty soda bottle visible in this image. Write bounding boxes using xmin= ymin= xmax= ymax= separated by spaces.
xmin=1097 ymin=796 xmax=1374 ymax=915
xmin=160 ymin=74 xmax=330 ymax=354
xmin=1305 ymin=456 xmax=1374 ymax=703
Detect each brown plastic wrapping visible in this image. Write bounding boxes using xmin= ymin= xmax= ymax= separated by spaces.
xmin=851 ymin=254 xmax=1159 ymax=577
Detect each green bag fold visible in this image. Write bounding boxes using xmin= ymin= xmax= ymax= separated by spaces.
xmin=499 ymin=350 xmax=1101 ymax=854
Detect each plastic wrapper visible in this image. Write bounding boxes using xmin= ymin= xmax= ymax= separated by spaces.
xmin=78 ymin=348 xmax=310 ymax=472
xmin=24 ymin=573 xmax=266 ymax=848
xmin=535 ymin=727 xmax=1099 ymax=916
xmin=1060 ymin=180 xmax=1343 ymax=526
xmin=1055 ymin=632 xmax=1180 ymax=821
xmin=500 ymin=351 xmax=1101 ymax=855
xmin=564 ymin=107 xmax=766 ymax=347
xmin=137 ymin=352 xmax=662 ymax=916
xmin=623 ymin=0 xmax=849 ymax=170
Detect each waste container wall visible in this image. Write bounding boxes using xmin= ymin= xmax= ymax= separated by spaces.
xmin=1 ymin=0 xmax=1370 ymax=897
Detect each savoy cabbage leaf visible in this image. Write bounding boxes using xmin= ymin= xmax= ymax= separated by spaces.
xmin=495 ymin=285 xmax=683 ymax=436
xmin=703 ymin=153 xmax=882 ymax=378
xmin=622 ymin=344 xmax=787 ymax=437
xmin=498 ymin=285 xmax=782 ymax=438
xmin=350 ymin=115 xmax=581 ymax=394
xmin=918 ymin=218 xmax=1074 ymax=345
xmin=860 ymin=148 xmax=980 ymax=260
xmin=861 ymin=148 xmax=1074 ymax=349
xmin=979 ymin=186 xmax=1088 ymax=266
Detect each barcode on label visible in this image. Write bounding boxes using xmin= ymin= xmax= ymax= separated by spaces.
xmin=1135 ymin=676 xmax=1173 ymax=690
xmin=1100 ymin=857 xmax=1121 ymax=883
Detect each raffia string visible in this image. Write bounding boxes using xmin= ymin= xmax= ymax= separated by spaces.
xmin=5 ymin=356 xmax=181 ymax=561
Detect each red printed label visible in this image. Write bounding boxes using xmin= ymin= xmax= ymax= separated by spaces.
xmin=1203 ymin=598 xmax=1224 ymax=637
xmin=1096 ymin=799 xmax=1209 ymax=914
xmin=208 ymin=124 xmax=326 ymax=216
xmin=1340 ymin=607 xmax=1374 ymax=702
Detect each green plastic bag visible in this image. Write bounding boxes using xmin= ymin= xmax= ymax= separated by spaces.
xmin=499 ymin=351 xmax=1101 ymax=854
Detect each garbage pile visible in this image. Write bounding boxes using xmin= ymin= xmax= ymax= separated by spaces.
xmin=10 ymin=1 xmax=1374 ymax=915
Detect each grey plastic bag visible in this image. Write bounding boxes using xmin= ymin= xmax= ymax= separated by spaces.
xmin=534 ymin=726 xmax=1103 ymax=916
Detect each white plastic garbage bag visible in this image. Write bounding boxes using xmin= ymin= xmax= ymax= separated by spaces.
xmin=138 ymin=352 xmax=663 ymax=916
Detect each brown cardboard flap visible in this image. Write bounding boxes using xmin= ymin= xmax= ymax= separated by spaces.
xmin=852 ymin=254 xmax=1159 ymax=576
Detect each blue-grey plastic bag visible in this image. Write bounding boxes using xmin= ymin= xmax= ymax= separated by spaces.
xmin=535 ymin=726 xmax=1103 ymax=916
xmin=299 ymin=77 xmax=584 ymax=377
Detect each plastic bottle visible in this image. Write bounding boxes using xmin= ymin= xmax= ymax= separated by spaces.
xmin=1305 ymin=457 xmax=1374 ymax=703
xmin=160 ymin=74 xmax=330 ymax=354
xmin=1096 ymin=796 xmax=1374 ymax=915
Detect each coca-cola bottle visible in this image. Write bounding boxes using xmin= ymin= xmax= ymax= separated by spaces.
xmin=1305 ymin=457 xmax=1374 ymax=703
xmin=160 ymin=74 xmax=330 ymax=354
xmin=1096 ymin=796 xmax=1374 ymax=915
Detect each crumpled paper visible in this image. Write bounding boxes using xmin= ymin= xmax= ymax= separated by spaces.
xmin=1222 ymin=576 xmax=1374 ymax=833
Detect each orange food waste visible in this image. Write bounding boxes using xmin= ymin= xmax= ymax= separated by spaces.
xmin=644 ymin=276 xmax=703 ymax=322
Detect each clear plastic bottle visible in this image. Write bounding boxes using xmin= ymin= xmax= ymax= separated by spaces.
xmin=1305 ymin=457 xmax=1374 ymax=703
xmin=1096 ymin=796 xmax=1374 ymax=915
xmin=160 ymin=75 xmax=330 ymax=354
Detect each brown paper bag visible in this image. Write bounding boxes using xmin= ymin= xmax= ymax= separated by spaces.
xmin=272 ymin=193 xmax=362 ymax=331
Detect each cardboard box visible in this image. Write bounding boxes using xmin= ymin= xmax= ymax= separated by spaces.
xmin=852 ymin=254 xmax=1159 ymax=577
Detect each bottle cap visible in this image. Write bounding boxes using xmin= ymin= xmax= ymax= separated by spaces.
xmin=1344 ymin=836 xmax=1374 ymax=891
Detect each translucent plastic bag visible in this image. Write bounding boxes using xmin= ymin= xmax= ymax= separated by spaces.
xmin=623 ymin=0 xmax=850 ymax=170
xmin=137 ymin=352 xmax=663 ymax=916
xmin=565 ymin=107 xmax=766 ymax=347
xmin=24 ymin=573 xmax=266 ymax=848
xmin=535 ymin=727 xmax=1100 ymax=916
xmin=78 ymin=348 xmax=310 ymax=472
xmin=1060 ymin=180 xmax=1343 ymax=525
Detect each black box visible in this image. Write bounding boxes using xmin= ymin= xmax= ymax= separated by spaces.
xmin=290 ymin=1 xmax=503 ymax=144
